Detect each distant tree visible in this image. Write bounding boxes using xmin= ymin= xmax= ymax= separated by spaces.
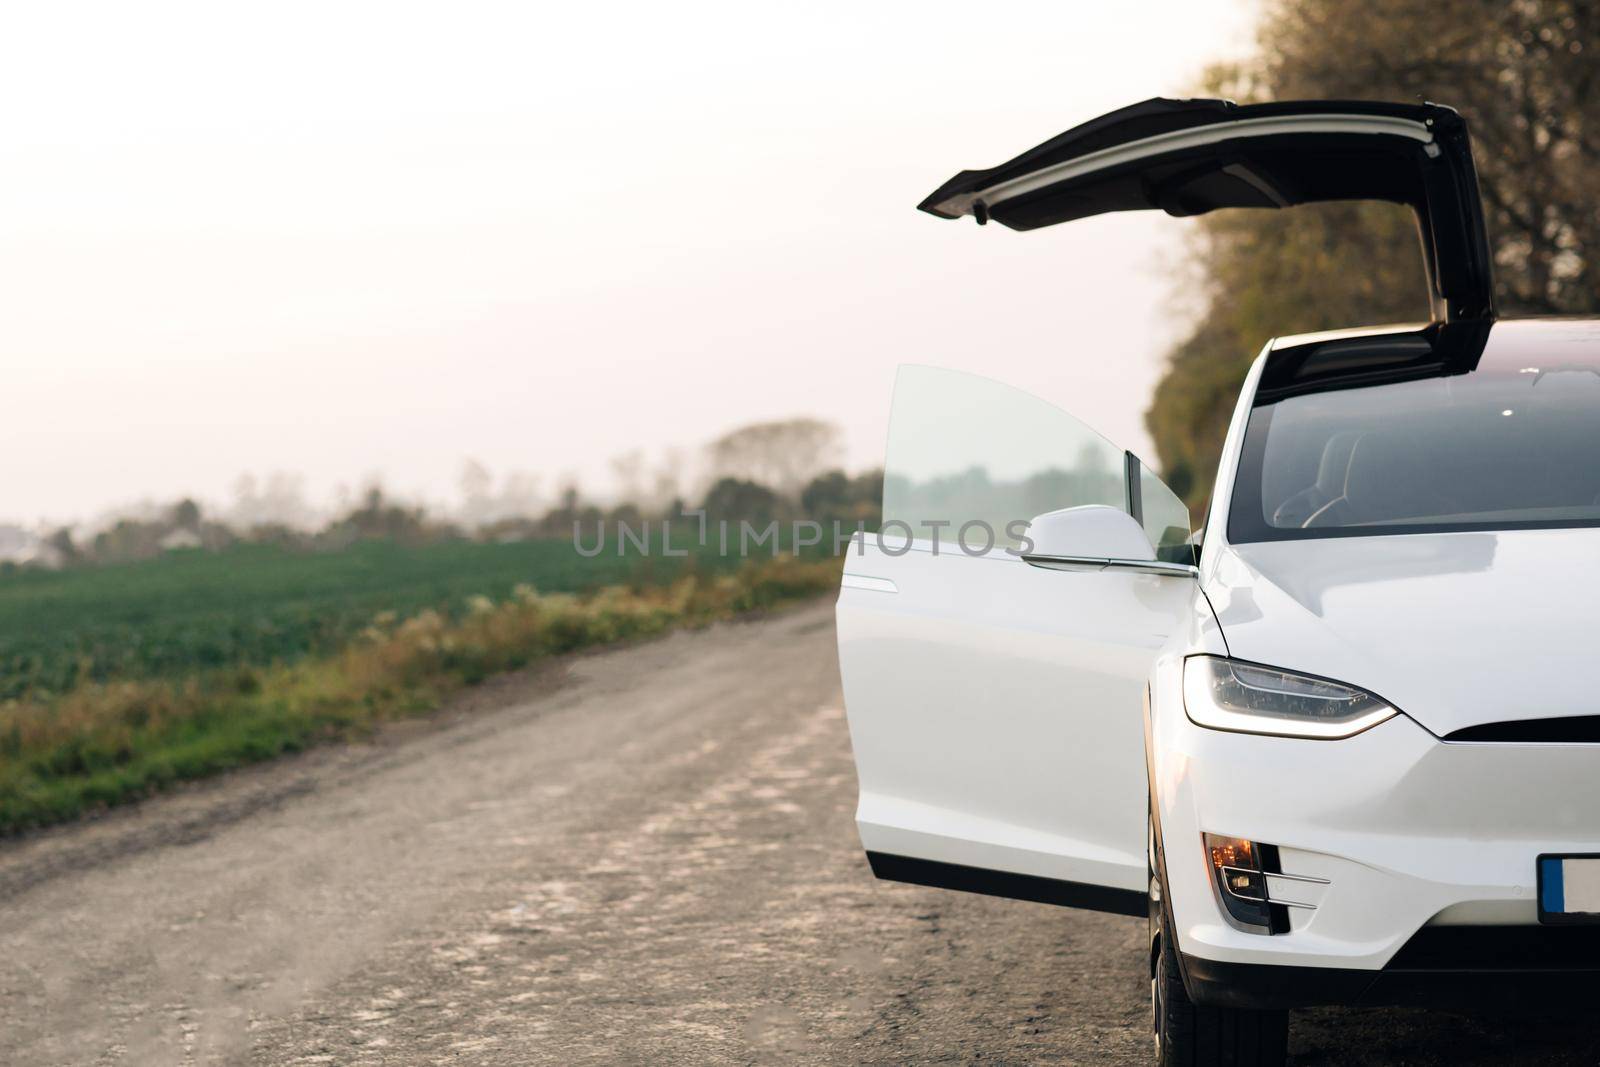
xmin=196 ymin=519 xmax=237 ymax=552
xmin=322 ymin=486 xmax=430 ymax=545
xmin=93 ymin=519 xmax=166 ymax=563
xmin=44 ymin=526 xmax=80 ymax=565
xmin=242 ymin=522 xmax=307 ymax=549
xmin=459 ymin=458 xmax=493 ymax=526
xmin=800 ymin=470 xmax=851 ymax=519
xmin=538 ymin=483 xmax=603 ymax=538
xmin=1146 ymin=0 xmax=1600 ymax=508
xmin=610 ymin=450 xmax=647 ymax=510
xmin=230 ymin=471 xmax=315 ymax=530
xmin=499 ymin=471 xmax=543 ymax=518
xmin=701 ymin=477 xmax=784 ymax=525
xmin=852 ymin=468 xmax=885 ymax=502
xmin=799 ymin=468 xmax=883 ymax=527
xmin=706 ymin=418 xmax=842 ymax=502
xmin=171 ymin=498 xmax=202 ymax=531
xmin=457 ymin=461 xmax=544 ymax=531
xmin=649 ymin=449 xmax=686 ymax=515
xmin=608 ymin=501 xmax=644 ymax=528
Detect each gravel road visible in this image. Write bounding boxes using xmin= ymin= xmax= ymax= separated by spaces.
xmin=2 ymin=601 xmax=1595 ymax=1065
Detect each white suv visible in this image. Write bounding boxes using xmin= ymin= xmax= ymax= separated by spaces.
xmin=837 ymin=98 xmax=1600 ymax=1065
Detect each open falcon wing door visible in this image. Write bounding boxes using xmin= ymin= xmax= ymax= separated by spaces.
xmin=919 ymin=98 xmax=1494 ymax=322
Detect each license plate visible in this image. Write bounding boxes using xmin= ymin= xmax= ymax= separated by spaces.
xmin=1538 ymin=855 xmax=1600 ymax=924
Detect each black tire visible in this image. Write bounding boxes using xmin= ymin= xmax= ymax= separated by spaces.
xmin=1149 ymin=812 xmax=1288 ymax=1067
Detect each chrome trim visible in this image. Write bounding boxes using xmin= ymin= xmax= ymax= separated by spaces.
xmin=932 ymin=113 xmax=1435 ymax=218
xmin=1273 ymin=899 xmax=1318 ymax=911
xmin=1022 ymin=553 xmax=1199 ymax=578
xmin=1265 ymin=870 xmax=1331 ymax=886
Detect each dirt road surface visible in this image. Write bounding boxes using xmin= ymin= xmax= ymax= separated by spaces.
xmin=2 ymin=602 xmax=1595 ymax=1064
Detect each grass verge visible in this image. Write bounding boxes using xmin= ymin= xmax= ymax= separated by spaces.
xmin=0 ymin=556 xmax=841 ymax=834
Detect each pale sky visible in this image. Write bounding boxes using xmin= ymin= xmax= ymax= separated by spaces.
xmin=0 ymin=0 xmax=1255 ymax=526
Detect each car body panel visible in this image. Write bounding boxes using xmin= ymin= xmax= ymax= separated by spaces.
xmin=837 ymin=535 xmax=1193 ymax=899
xmin=1149 ymin=649 xmax=1600 ymax=976
xmin=1203 ymin=528 xmax=1600 ymax=737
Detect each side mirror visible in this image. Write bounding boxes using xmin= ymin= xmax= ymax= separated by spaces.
xmin=1022 ymin=505 xmax=1197 ymax=578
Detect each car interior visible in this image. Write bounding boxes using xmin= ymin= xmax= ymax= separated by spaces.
xmin=1263 ymin=395 xmax=1600 ymax=530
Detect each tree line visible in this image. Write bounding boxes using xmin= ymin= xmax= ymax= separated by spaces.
xmin=5 ymin=416 xmax=882 ymax=571
xmin=1146 ymin=0 xmax=1599 ymax=508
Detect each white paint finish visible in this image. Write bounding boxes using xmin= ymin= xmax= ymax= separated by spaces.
xmin=1264 ymin=874 xmax=1328 ymax=910
xmin=936 ymin=114 xmax=1433 ymax=217
xmin=840 ymin=573 xmax=898 ymax=594
xmin=837 ymin=540 xmax=1190 ymax=892
xmin=1196 ymin=344 xmax=1270 ymax=589
xmin=1426 ymin=899 xmax=1539 ymax=925
xmin=1151 ymin=665 xmax=1600 ymax=969
xmin=1203 ymin=528 xmax=1600 ymax=736
xmin=1027 ymin=504 xmax=1155 ymax=561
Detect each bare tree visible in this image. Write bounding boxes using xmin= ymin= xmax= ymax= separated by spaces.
xmin=705 ymin=418 xmax=843 ymax=502
xmin=610 ymin=449 xmax=647 ymax=508
xmin=230 ymin=471 xmax=316 ymax=529
xmin=499 ymin=470 xmax=543 ymax=518
xmin=459 ymin=458 xmax=493 ymax=527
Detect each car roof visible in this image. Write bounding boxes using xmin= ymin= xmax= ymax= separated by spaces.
xmin=1258 ymin=318 xmax=1600 ymax=403
xmin=1271 ymin=317 xmax=1600 ymax=353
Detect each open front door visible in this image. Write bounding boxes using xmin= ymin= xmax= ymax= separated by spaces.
xmin=919 ymin=97 xmax=1494 ymax=322
xmin=838 ymin=366 xmax=1194 ymax=915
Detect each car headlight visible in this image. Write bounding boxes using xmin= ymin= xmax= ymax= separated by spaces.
xmin=1182 ymin=655 xmax=1397 ymax=739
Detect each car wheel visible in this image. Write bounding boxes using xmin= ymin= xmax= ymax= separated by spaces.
xmin=1149 ymin=812 xmax=1288 ymax=1067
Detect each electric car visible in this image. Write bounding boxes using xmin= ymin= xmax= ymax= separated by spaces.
xmin=836 ymin=98 xmax=1600 ymax=1065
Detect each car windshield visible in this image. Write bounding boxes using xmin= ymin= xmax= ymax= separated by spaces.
xmin=1229 ymin=330 xmax=1600 ymax=542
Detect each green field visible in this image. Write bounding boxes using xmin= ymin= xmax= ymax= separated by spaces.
xmin=0 ymin=536 xmax=725 ymax=702
xmin=0 ymin=537 xmax=840 ymax=832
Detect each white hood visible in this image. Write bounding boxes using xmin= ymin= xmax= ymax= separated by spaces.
xmin=1203 ymin=528 xmax=1600 ymax=736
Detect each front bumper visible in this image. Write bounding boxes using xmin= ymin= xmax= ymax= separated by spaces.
xmin=1149 ymin=654 xmax=1600 ymax=1006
